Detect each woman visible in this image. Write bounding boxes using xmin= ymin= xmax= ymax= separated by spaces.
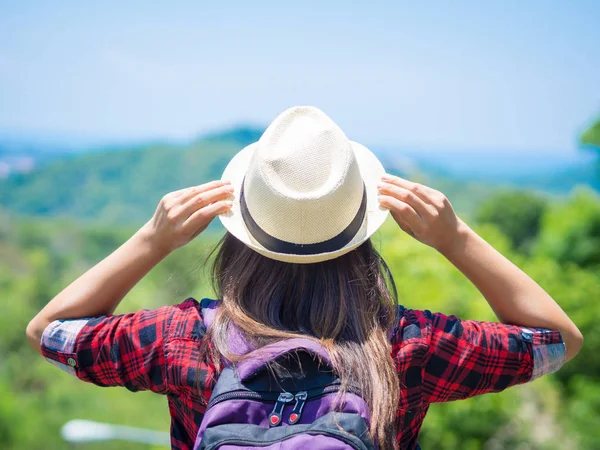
xmin=27 ymin=106 xmax=583 ymax=450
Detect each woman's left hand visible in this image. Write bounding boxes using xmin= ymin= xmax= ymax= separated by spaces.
xmin=142 ymin=180 xmax=234 ymax=254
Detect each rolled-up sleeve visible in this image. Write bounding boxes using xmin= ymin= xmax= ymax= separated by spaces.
xmin=418 ymin=310 xmax=566 ymax=403
xmin=40 ymin=305 xmax=177 ymax=394
xmin=521 ymin=327 xmax=567 ymax=381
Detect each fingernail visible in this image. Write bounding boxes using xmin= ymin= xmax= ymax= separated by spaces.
xmin=381 ymin=174 xmax=392 ymax=181
xmin=222 ymin=180 xmax=232 ymax=184
xmin=225 ymin=185 xmax=234 ymax=192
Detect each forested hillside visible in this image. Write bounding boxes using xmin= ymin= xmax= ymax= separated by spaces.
xmin=0 ymin=128 xmax=262 ymax=224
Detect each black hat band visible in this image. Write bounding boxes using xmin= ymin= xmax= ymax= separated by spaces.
xmin=239 ymin=177 xmax=367 ymax=256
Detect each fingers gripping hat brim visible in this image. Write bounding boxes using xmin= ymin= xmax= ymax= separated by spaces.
xmin=218 ymin=140 xmax=390 ymax=264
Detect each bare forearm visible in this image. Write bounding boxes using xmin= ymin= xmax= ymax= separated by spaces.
xmin=441 ymin=220 xmax=583 ymax=361
xmin=26 ymin=225 xmax=168 ymax=352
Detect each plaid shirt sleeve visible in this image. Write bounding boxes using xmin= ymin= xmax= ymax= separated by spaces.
xmin=416 ymin=309 xmax=566 ymax=403
xmin=40 ymin=304 xmax=180 ymax=394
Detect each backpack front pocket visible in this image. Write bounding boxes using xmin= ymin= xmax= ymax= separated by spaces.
xmin=198 ymin=412 xmax=374 ymax=450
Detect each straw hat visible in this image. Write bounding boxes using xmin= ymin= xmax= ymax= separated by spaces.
xmin=218 ymin=106 xmax=389 ymax=263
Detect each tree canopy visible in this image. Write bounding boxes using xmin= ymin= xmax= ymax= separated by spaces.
xmin=581 ymin=116 xmax=600 ymax=149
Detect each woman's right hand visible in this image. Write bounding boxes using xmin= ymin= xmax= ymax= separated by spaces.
xmin=142 ymin=180 xmax=234 ymax=254
xmin=376 ymin=174 xmax=468 ymax=256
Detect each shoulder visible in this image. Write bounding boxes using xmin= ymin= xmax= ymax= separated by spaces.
xmin=392 ymin=305 xmax=431 ymax=344
xmin=167 ymin=297 xmax=221 ymax=341
xmin=163 ymin=298 xmax=221 ymax=394
xmin=390 ymin=305 xmax=430 ymax=367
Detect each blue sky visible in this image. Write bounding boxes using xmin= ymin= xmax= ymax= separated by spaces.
xmin=1 ymin=1 xmax=599 ymax=153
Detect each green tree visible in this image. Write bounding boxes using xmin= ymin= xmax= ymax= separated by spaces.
xmin=475 ymin=190 xmax=548 ymax=253
xmin=534 ymin=187 xmax=600 ymax=269
xmin=580 ymin=115 xmax=600 ymax=183
xmin=581 ymin=116 xmax=600 ymax=148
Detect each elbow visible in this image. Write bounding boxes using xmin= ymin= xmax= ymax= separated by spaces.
xmin=26 ymin=317 xmax=46 ymax=355
xmin=565 ymin=328 xmax=584 ymax=362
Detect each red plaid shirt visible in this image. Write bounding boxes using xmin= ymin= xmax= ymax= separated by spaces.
xmin=40 ymin=297 xmax=566 ymax=449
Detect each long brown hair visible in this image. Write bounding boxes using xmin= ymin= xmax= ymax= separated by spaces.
xmin=202 ymin=231 xmax=400 ymax=449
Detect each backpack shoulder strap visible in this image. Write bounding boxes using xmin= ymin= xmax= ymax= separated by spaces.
xmin=199 ymin=298 xmax=254 ymax=365
xmin=199 ymin=298 xmax=220 ymax=330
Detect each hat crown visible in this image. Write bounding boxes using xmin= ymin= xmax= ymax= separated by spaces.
xmin=244 ymin=106 xmax=364 ymax=245
xmin=256 ymin=106 xmax=352 ymax=196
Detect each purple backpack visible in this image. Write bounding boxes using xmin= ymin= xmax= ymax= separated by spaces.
xmin=193 ymin=304 xmax=375 ymax=450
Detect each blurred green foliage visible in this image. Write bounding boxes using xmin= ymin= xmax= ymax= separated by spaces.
xmin=581 ymin=116 xmax=600 ymax=149
xmin=476 ymin=190 xmax=548 ymax=253
xmin=534 ymin=188 xmax=600 ymax=268
xmin=1 ymin=181 xmax=599 ymax=449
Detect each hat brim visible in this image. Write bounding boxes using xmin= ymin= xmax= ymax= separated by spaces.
xmin=217 ymin=140 xmax=390 ymax=264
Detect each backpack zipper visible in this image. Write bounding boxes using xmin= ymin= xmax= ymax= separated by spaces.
xmin=268 ymin=392 xmax=294 ymax=427
xmin=288 ymin=391 xmax=308 ymax=424
xmin=207 ymin=390 xmax=267 ymax=409
xmin=207 ymin=383 xmax=361 ymax=410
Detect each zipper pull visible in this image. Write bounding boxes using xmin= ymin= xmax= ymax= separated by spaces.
xmin=288 ymin=391 xmax=308 ymax=425
xmin=269 ymin=392 xmax=294 ymax=427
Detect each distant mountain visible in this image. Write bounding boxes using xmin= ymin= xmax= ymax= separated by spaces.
xmin=0 ymin=137 xmax=77 ymax=179
xmin=201 ymin=126 xmax=264 ymax=147
xmin=377 ymin=146 xmax=599 ymax=194
xmin=0 ymin=127 xmax=267 ymax=180
xmin=0 ymin=127 xmax=264 ymax=224
xmin=0 ymin=131 xmax=139 ymax=179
